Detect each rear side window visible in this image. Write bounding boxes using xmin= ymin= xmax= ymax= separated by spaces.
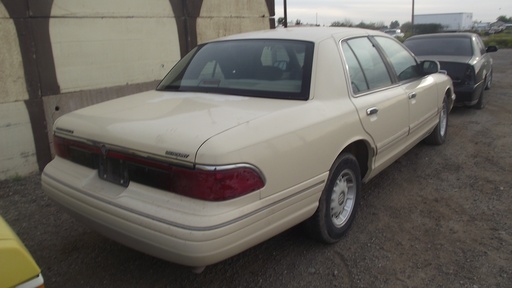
xmin=342 ymin=37 xmax=392 ymax=94
xmin=157 ymin=40 xmax=314 ymax=100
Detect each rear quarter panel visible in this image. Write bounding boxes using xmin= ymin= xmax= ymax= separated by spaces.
xmin=196 ymin=37 xmax=373 ymax=199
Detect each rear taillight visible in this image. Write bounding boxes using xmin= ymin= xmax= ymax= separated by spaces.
xmin=54 ymin=135 xmax=100 ymax=169
xmin=462 ymin=66 xmax=475 ymax=86
xmin=171 ymin=166 xmax=265 ymax=201
xmin=53 ymin=135 xmax=264 ymax=201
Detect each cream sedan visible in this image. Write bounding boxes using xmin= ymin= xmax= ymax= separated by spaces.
xmin=42 ymin=27 xmax=455 ymax=270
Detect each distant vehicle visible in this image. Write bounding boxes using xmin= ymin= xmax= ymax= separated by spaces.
xmin=42 ymin=27 xmax=454 ymax=270
xmin=384 ymin=29 xmax=404 ymax=38
xmin=488 ymin=26 xmax=504 ymax=34
xmin=0 ymin=216 xmax=44 ymax=288
xmin=404 ymin=32 xmax=498 ymax=109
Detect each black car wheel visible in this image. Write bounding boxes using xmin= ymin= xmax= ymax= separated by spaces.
xmin=305 ymin=152 xmax=361 ymax=243
xmin=474 ymin=79 xmax=487 ymax=110
xmin=485 ymin=71 xmax=493 ymax=90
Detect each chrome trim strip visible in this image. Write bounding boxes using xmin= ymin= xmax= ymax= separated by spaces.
xmin=54 ymin=131 xmax=194 ymax=168
xmin=55 ymin=132 xmax=266 ymax=182
xmin=44 ymin=170 xmax=324 ymax=232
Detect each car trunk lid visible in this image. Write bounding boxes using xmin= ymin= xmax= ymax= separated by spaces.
xmin=416 ymin=55 xmax=474 ymax=86
xmin=54 ymin=90 xmax=296 ymax=164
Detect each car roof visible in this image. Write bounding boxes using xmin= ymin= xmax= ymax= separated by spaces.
xmin=406 ymin=32 xmax=476 ymax=40
xmin=211 ymin=27 xmax=388 ymax=44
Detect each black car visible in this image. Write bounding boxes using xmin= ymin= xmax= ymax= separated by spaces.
xmin=404 ymin=33 xmax=498 ymax=109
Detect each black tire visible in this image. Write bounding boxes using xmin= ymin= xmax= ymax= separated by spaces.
xmin=474 ymin=82 xmax=486 ymax=110
xmin=485 ymin=71 xmax=492 ymax=90
xmin=425 ymin=98 xmax=448 ymax=145
xmin=305 ymin=152 xmax=361 ymax=243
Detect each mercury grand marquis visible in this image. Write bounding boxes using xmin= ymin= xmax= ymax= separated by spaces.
xmin=42 ymin=27 xmax=455 ymax=270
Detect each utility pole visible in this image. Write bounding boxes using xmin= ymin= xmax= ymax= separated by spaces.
xmin=411 ymin=0 xmax=415 ymax=34
xmin=284 ymin=0 xmax=288 ymax=28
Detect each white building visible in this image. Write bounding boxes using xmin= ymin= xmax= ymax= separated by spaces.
xmin=415 ymin=13 xmax=473 ymax=31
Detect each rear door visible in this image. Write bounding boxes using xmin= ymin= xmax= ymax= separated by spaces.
xmin=341 ymin=38 xmax=410 ymax=169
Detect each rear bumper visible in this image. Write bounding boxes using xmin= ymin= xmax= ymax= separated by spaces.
xmin=41 ymin=158 xmax=322 ymax=267
xmin=453 ymin=81 xmax=484 ymax=106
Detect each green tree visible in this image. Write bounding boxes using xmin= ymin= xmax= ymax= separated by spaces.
xmin=375 ymin=21 xmax=386 ymax=30
xmin=496 ymin=15 xmax=512 ymax=23
xmin=401 ymin=22 xmax=413 ymax=33
xmin=277 ymin=17 xmax=285 ymax=26
xmin=356 ymin=21 xmax=385 ymax=30
xmin=330 ymin=19 xmax=354 ymax=27
xmin=414 ymin=23 xmax=444 ymax=34
xmin=390 ymin=20 xmax=400 ymax=29
xmin=356 ymin=21 xmax=370 ymax=29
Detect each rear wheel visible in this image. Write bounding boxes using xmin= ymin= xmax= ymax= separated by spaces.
xmin=305 ymin=153 xmax=361 ymax=243
xmin=474 ymin=81 xmax=486 ymax=110
xmin=485 ymin=71 xmax=492 ymax=90
xmin=425 ymin=98 xmax=448 ymax=145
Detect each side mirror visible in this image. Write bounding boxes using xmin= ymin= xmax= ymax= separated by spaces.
xmin=486 ymin=46 xmax=498 ymax=53
xmin=420 ymin=60 xmax=440 ymax=75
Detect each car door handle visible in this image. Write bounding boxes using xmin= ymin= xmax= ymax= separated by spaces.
xmin=408 ymin=92 xmax=417 ymax=99
xmin=366 ymin=107 xmax=379 ymax=115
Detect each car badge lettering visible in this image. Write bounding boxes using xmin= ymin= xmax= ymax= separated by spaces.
xmin=165 ymin=151 xmax=190 ymax=159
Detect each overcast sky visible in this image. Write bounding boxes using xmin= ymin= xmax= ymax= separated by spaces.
xmin=274 ymin=0 xmax=511 ymax=27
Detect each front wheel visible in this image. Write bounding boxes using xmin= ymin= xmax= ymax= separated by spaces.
xmin=424 ymin=98 xmax=448 ymax=145
xmin=305 ymin=153 xmax=361 ymax=243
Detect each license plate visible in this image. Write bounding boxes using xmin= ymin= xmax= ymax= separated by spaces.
xmin=99 ymin=157 xmax=129 ymax=187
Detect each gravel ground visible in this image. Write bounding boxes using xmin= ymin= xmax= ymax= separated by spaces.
xmin=1 ymin=49 xmax=511 ymax=288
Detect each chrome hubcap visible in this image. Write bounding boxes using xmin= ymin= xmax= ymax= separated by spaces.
xmin=330 ymin=169 xmax=356 ymax=227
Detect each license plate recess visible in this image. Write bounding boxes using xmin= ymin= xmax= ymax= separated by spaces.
xmin=99 ymin=157 xmax=129 ymax=187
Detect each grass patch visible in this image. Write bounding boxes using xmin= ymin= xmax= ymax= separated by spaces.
xmin=484 ymin=30 xmax=512 ymax=48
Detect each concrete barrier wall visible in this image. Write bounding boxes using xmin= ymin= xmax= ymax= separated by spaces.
xmin=0 ymin=0 xmax=274 ymax=180
xmin=0 ymin=4 xmax=38 ymax=179
xmin=49 ymin=0 xmax=180 ymax=93
xmin=197 ymin=0 xmax=271 ymax=44
xmin=0 ymin=5 xmax=28 ymax=103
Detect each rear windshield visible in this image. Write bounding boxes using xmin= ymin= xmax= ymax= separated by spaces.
xmin=404 ymin=37 xmax=473 ymax=57
xmin=157 ymin=39 xmax=314 ymax=100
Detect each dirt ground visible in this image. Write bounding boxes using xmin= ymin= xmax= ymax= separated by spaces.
xmin=1 ymin=49 xmax=511 ymax=288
